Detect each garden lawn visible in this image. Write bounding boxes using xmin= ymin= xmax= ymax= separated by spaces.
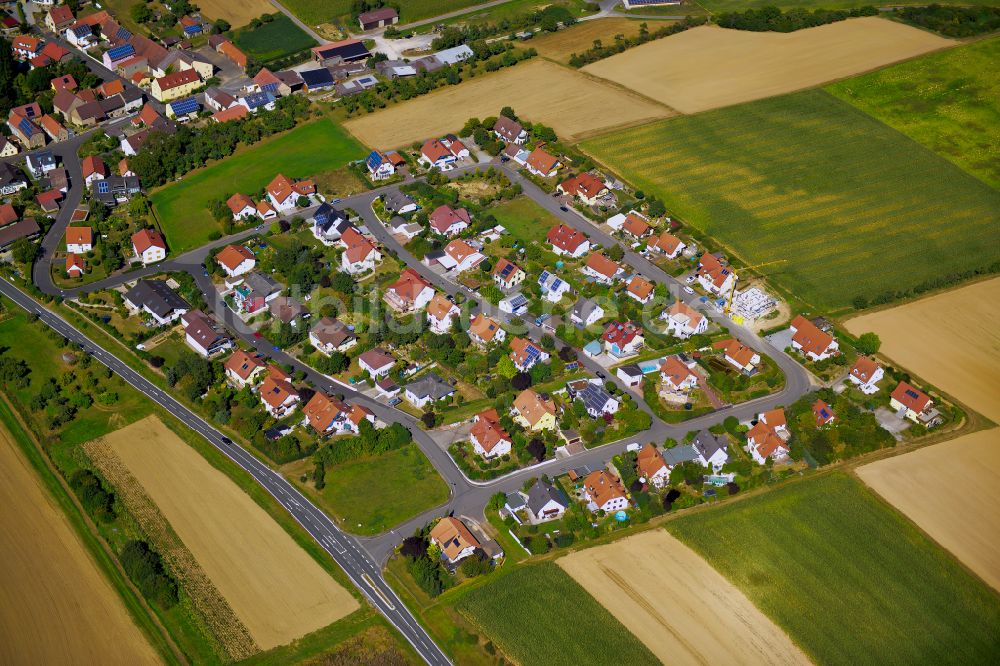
xmin=319 ymin=444 xmax=448 ymax=535
xmin=489 ymin=196 xmax=562 ymax=245
xmin=455 ymin=563 xmax=658 ymax=666
xmin=582 ymin=89 xmax=1000 ymax=312
xmin=667 ymin=472 xmax=1000 ymax=666
xmin=150 ymin=119 xmax=366 ymax=252
xmin=232 ymin=13 xmax=316 ymax=62
xmin=827 ymin=36 xmax=1000 ymax=190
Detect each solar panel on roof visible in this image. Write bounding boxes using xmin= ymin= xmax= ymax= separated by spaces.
xmin=905 ymin=389 xmax=919 ymax=399
xmin=170 ymin=97 xmax=199 ymax=115
xmin=261 ymin=82 xmax=278 ymax=93
xmin=115 ymin=27 xmax=132 ymax=40
xmin=97 ymin=181 xmax=109 ymax=193
xmin=551 ymin=279 xmax=563 ymax=290
xmin=107 ymin=44 xmax=135 ymax=61
xmin=18 ymin=117 xmax=34 ymax=134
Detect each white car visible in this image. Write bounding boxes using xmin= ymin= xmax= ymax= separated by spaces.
xmin=684 ymin=275 xmax=696 ymax=284
xmin=684 ymin=286 xmax=695 ymax=295
xmin=626 ymin=442 xmax=640 ymax=452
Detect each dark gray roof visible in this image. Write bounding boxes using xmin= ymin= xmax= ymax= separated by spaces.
xmin=663 ymin=444 xmax=699 ymax=466
xmin=568 ymin=380 xmax=615 ymax=414
xmin=505 ymin=492 xmax=527 ymax=511
xmin=0 ymin=218 xmax=40 ymax=247
xmin=243 ymin=272 xmax=281 ymax=298
xmin=405 ymin=372 xmax=453 ymax=400
xmin=618 ymin=364 xmax=643 ymax=378
xmin=571 ymin=297 xmax=601 ymax=321
xmin=526 ymin=480 xmax=567 ymax=516
xmin=0 ymin=162 xmax=26 ymax=187
xmin=691 ymin=431 xmax=726 ymax=460
xmin=125 ymin=280 xmax=190 ymax=318
xmin=383 ymin=190 xmax=416 ymax=212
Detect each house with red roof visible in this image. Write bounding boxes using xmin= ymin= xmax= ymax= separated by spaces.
xmin=697 ymin=253 xmax=736 ymax=296
xmin=65 ymin=226 xmax=93 ymax=253
xmin=428 ymin=205 xmax=470 ymax=236
xmin=12 ymin=35 xmax=41 ymax=60
xmin=131 ymin=228 xmax=166 ymax=264
xmin=582 ymin=253 xmax=621 ymax=285
xmin=812 ymin=399 xmax=836 ymax=427
xmin=712 ymin=338 xmax=761 ymax=375
xmin=582 ymin=470 xmax=628 ymax=513
xmin=890 ymin=381 xmax=936 ymax=425
xmin=339 ymin=227 xmax=381 ymax=274
xmin=637 ymin=443 xmax=669 ymax=488
xmin=663 ymin=300 xmax=706 ymax=339
xmin=81 ymin=155 xmax=107 ymax=186
xmin=259 ymin=366 xmax=300 ymax=417
xmin=848 ymin=356 xmax=883 ymax=395
xmin=225 ymin=350 xmax=266 ymax=387
xmin=492 ymin=258 xmax=525 ymax=290
xmin=470 ymin=409 xmax=512 ymax=459
xmin=226 ymin=193 xmax=257 ymax=220
xmin=440 ymin=239 xmax=485 ymax=273
xmin=38 ymin=114 xmax=68 ymax=142
xmin=45 ymin=5 xmax=76 ymax=32
xmin=547 ymin=224 xmax=590 ymax=258
xmin=266 ymin=173 xmax=315 ymax=212
xmin=426 ymin=293 xmax=460 ymax=334
xmin=215 ymin=244 xmax=255 ymax=278
xmin=524 ymin=146 xmax=560 ymax=178
xmin=151 ymin=68 xmax=201 ymax=102
xmin=602 ymin=320 xmax=644 ymax=358
xmin=558 ymin=172 xmax=608 ymax=206
xmin=418 ymin=137 xmax=467 ymax=170
xmin=650 ymin=230 xmax=686 ymax=259
xmin=65 ymin=252 xmax=85 ymax=277
xmin=212 ymin=105 xmax=249 ymax=123
xmin=746 ymin=408 xmax=791 ymax=464
xmin=626 ymin=275 xmax=655 ymax=304
xmin=660 ymin=355 xmax=698 ymax=392
xmin=789 ymin=315 xmax=839 ymax=361
xmin=384 ymin=268 xmax=434 ymax=313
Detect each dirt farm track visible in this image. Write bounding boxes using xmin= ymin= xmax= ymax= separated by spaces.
xmin=583 ymin=18 xmax=953 ymax=114
xmin=0 ymin=422 xmax=158 ymax=665
xmin=97 ymin=416 xmax=358 ymax=651
xmin=557 ymin=530 xmax=809 ymax=666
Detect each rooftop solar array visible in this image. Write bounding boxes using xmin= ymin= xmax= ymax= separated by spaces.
xmin=366 ymin=151 xmax=383 ymax=170
xmin=169 ymin=97 xmax=199 ymax=115
xmin=107 ymin=44 xmax=135 ymax=61
xmin=97 ymin=180 xmax=110 ymax=193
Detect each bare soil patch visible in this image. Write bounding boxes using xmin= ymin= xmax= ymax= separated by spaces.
xmin=845 ymin=277 xmax=1000 ymax=422
xmin=582 ymin=18 xmax=953 ymax=114
xmin=95 ymin=416 xmax=358 ymax=651
xmin=0 ymin=423 xmax=157 ymax=665
xmin=344 ymin=59 xmax=671 ymax=149
xmin=525 ymin=18 xmax=649 ymax=64
xmin=197 ymin=0 xmax=274 ymax=28
xmin=858 ymin=428 xmax=1000 ymax=592
xmin=557 ymin=530 xmax=809 ymax=666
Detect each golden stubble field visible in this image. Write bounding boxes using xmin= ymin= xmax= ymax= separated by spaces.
xmin=849 ymin=277 xmax=1000 ymax=592
xmin=525 ymin=18 xmax=648 ymax=63
xmin=196 ymin=0 xmax=274 ymax=27
xmin=100 ymin=417 xmax=358 ymax=651
xmin=344 ymin=58 xmax=672 ymax=148
xmin=557 ymin=530 xmax=809 ymax=665
xmin=583 ymin=17 xmax=953 ymax=113
xmin=0 ymin=423 xmax=158 ymax=665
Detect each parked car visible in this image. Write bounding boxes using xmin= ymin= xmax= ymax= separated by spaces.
xmin=685 ymin=275 xmax=696 ymax=284
xmin=388 ymin=397 xmax=402 ymax=406
xmin=684 ymin=286 xmax=695 ymax=295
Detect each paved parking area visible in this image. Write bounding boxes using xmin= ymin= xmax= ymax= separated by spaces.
xmin=874 ymin=407 xmax=911 ymax=440
xmin=765 ymin=328 xmax=794 ymax=353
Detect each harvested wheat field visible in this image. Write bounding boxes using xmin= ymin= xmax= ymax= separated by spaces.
xmin=557 ymin=530 xmax=809 ymax=666
xmin=345 ymin=59 xmax=671 ymax=148
xmin=99 ymin=416 xmax=358 ymax=650
xmin=197 ymin=0 xmax=274 ymax=27
xmin=858 ymin=428 xmax=1000 ymax=592
xmin=526 ymin=18 xmax=648 ymax=64
xmin=0 ymin=423 xmax=158 ymax=665
xmin=845 ymin=277 xmax=1000 ymax=422
xmin=583 ymin=17 xmax=953 ymax=113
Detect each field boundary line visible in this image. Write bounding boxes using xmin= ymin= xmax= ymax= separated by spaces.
xmin=0 ymin=393 xmax=188 ymax=666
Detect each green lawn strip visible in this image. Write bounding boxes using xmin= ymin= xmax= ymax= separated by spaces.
xmin=667 ymin=472 xmax=1000 ymax=665
xmin=826 ymin=36 xmax=1000 ymax=190
xmin=489 ymin=196 xmax=562 ymax=245
xmin=0 ymin=396 xmax=182 ymax=665
xmin=150 ymin=118 xmax=367 ymax=252
xmin=310 ymin=443 xmax=450 ymax=535
xmin=581 ymin=88 xmax=1000 ymax=312
xmin=455 ymin=562 xmax=658 ymax=666
xmin=232 ymin=13 xmax=317 ymax=62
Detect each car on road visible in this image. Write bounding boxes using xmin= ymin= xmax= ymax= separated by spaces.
xmin=272 ymin=345 xmax=280 ymax=352
xmin=253 ymin=331 xmax=262 ymax=338
xmin=220 ymin=437 xmax=233 ymax=446
xmin=534 ymin=313 xmax=550 ymax=326
xmin=388 ymin=397 xmax=402 ymax=406
xmin=684 ymin=286 xmax=695 ymax=295
xmin=596 ymin=371 xmax=606 ymax=379
xmin=560 ymin=205 xmax=568 ymax=212
xmin=202 ymin=270 xmax=209 ymax=277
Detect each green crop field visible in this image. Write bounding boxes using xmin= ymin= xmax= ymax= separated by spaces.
xmin=827 ymin=36 xmax=1000 ymax=190
xmin=456 ymin=563 xmax=658 ymax=665
xmin=318 ymin=444 xmax=448 ymax=536
xmin=699 ymin=0 xmax=997 ymax=10
xmin=582 ymin=89 xmax=1000 ymax=312
xmin=667 ymin=473 xmax=1000 ymax=666
xmin=232 ymin=14 xmax=316 ymax=62
xmin=279 ymin=0 xmax=494 ymax=27
xmin=151 ymin=118 xmax=366 ymax=252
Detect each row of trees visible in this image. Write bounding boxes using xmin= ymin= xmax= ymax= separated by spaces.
xmin=120 ymin=540 xmax=179 ymax=610
xmin=69 ymin=469 xmax=117 ymax=524
xmin=852 ymin=260 xmax=1000 ymax=310
xmin=715 ymin=5 xmax=878 ymax=32
xmin=896 ymin=4 xmax=1000 ymax=37
xmin=567 ymin=18 xmax=707 ymax=68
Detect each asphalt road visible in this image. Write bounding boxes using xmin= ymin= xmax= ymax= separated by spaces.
xmin=0 ymin=275 xmax=451 ymax=666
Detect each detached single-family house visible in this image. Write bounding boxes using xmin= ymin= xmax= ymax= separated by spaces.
xmin=509 ymin=337 xmax=549 ymax=372
xmin=626 ymin=275 xmax=655 ymax=304
xmin=602 ymin=321 xmax=644 ymax=358
xmin=890 ymin=381 xmax=936 ymax=425
xmin=712 ymin=338 xmax=761 ymax=375
xmin=224 ymin=350 xmax=266 ymax=387
xmin=131 ymin=228 xmax=166 ymax=264
xmin=493 ymin=116 xmax=527 ymax=144
xmin=430 ymin=517 xmax=480 ymax=564
xmin=428 ymin=205 xmax=470 ymax=236
xmin=547 ymin=224 xmax=590 ymax=258
xmin=310 ymin=317 xmax=357 ymax=356
xmin=233 ymin=272 xmax=281 ymax=314
xmin=181 ymin=310 xmax=232 ymax=357
xmin=365 ymin=150 xmax=395 ymax=180
xmin=440 ymin=239 xmax=485 ymax=273
xmin=526 ymin=479 xmax=568 ymax=522
xmin=258 ymin=366 xmax=300 ymax=417
xmin=470 ymin=409 xmax=512 ymax=459
xmin=469 ymin=314 xmax=505 ymax=347
xmin=650 ymin=230 xmax=685 ymax=258
xmin=404 ymin=372 xmax=455 ymax=409
xmin=311 ymin=203 xmax=351 ymax=245
xmin=813 ymin=399 xmax=836 ymax=427
xmin=302 ymin=392 xmax=350 ymax=435
xmin=339 ymin=227 xmax=381 ymax=274
xmin=65 ymin=253 xmax=85 ymax=277
xmin=383 ymin=190 xmax=418 ymax=215
xmin=747 ymin=408 xmax=790 ymax=464
xmin=124 ymin=280 xmax=190 ymax=325
xmin=524 ymin=147 xmax=560 ymax=178
xmin=692 ymin=430 xmax=729 ymax=471
xmin=660 ymin=355 xmax=698 ymax=393
xmin=492 ymin=258 xmax=526 ymax=290
xmin=418 ymin=138 xmax=466 ymax=170
xmin=426 ymin=293 xmax=460 ymax=334
xmin=64 ymin=226 xmax=92 ymax=253
xmin=269 ymin=296 xmax=306 ymax=326
xmin=215 ymin=244 xmax=255 ymax=277
xmin=849 ymin=356 xmax=884 ymax=394
xmin=637 ymin=443 xmax=670 ymax=488
xmin=151 ymin=68 xmax=201 ymax=102
xmin=384 ymin=268 xmax=435 ymax=313
xmin=583 ymin=470 xmax=628 ymax=513
xmin=46 ymin=5 xmax=76 ymax=32
xmin=567 ymin=379 xmax=619 ymax=418
xmin=582 ymin=253 xmax=622 ymax=285
xmin=538 ymin=270 xmax=571 ymax=303
xmin=81 ymin=155 xmax=107 ymax=186
xmin=558 ymin=172 xmax=608 ymax=206
xmin=498 ymin=292 xmax=529 ymax=316
xmin=570 ymin=297 xmax=604 ymax=328
xmin=789 ymin=315 xmax=839 ymax=361
xmin=358 ymin=347 xmax=396 ymax=379
xmin=697 ymin=253 xmax=736 ymax=296
xmin=266 ymin=173 xmax=315 ymax=212
xmin=512 ymin=389 xmax=557 ymax=432
xmin=608 ymin=210 xmax=650 ymax=239
xmin=664 ymin=300 xmax=706 ymax=339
